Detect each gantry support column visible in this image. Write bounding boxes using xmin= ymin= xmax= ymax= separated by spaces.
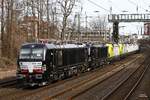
xmin=113 ymin=21 xmax=119 ymax=43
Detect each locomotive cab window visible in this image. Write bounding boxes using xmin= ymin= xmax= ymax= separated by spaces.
xmin=31 ymin=48 xmax=43 ymax=59
xmin=19 ymin=47 xmax=44 ymax=60
xmin=19 ymin=48 xmax=31 ymax=59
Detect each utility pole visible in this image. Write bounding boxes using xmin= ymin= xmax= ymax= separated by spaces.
xmin=85 ymin=12 xmax=88 ymax=41
xmin=85 ymin=12 xmax=87 ymax=34
xmin=77 ymin=13 xmax=81 ymax=41
xmin=112 ymin=21 xmax=119 ymax=43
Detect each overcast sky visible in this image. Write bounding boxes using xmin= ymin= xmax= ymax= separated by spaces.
xmin=82 ymin=0 xmax=150 ymax=15
xmin=79 ymin=0 xmax=150 ymax=35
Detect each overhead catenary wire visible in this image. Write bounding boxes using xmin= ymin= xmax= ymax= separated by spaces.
xmin=128 ymin=0 xmax=148 ymax=13
xmin=139 ymin=0 xmax=150 ymax=12
xmin=128 ymin=0 xmax=139 ymax=13
xmin=107 ymin=0 xmax=122 ymax=13
xmin=128 ymin=0 xmax=137 ymax=6
xmin=87 ymin=0 xmax=110 ymax=12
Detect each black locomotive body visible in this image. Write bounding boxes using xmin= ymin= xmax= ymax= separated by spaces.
xmin=89 ymin=45 xmax=108 ymax=69
xmin=17 ymin=43 xmax=90 ymax=86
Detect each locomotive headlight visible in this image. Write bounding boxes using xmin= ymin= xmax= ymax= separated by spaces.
xmin=19 ymin=62 xmax=23 ymax=66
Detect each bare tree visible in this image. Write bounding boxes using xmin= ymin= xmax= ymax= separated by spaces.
xmin=0 ymin=0 xmax=25 ymax=58
xmin=0 ymin=0 xmax=78 ymax=60
xmin=45 ymin=0 xmax=59 ymax=39
xmin=89 ymin=16 xmax=108 ymax=41
xmin=58 ymin=0 xmax=76 ymax=40
xmin=1 ymin=0 xmax=5 ymax=57
xmin=90 ymin=16 xmax=108 ymax=34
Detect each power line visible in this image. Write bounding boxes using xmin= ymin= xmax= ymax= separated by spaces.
xmin=107 ymin=0 xmax=122 ymax=13
xmin=136 ymin=0 xmax=148 ymax=11
xmin=87 ymin=0 xmax=110 ymax=12
xmin=128 ymin=0 xmax=137 ymax=6
xmin=139 ymin=0 xmax=150 ymax=11
xmin=128 ymin=0 xmax=148 ymax=13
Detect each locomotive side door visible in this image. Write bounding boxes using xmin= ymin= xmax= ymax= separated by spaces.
xmin=45 ymin=49 xmax=54 ymax=74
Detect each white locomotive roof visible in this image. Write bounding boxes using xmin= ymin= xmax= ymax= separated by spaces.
xmin=93 ymin=44 xmax=107 ymax=47
xmin=45 ymin=43 xmax=86 ymax=49
xmin=45 ymin=43 xmax=57 ymax=49
xmin=60 ymin=44 xmax=86 ymax=48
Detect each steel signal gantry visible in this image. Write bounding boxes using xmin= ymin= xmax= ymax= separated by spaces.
xmin=108 ymin=14 xmax=150 ymax=43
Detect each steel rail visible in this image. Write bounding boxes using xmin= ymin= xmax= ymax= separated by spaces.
xmin=45 ymin=56 xmax=141 ymax=100
xmin=123 ymin=64 xmax=150 ymax=100
xmin=101 ymin=58 xmax=146 ymax=100
xmin=0 ymin=78 xmax=16 ymax=87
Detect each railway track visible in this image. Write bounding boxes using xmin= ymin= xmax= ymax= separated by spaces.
xmin=0 ymin=78 xmax=16 ymax=87
xmin=44 ymin=55 xmax=143 ymax=100
xmin=101 ymin=59 xmax=148 ymax=100
xmin=3 ymin=61 xmax=125 ymax=100
xmin=123 ymin=64 xmax=149 ymax=100
xmin=69 ymin=56 xmax=147 ymax=100
xmin=0 ymin=54 xmax=143 ymax=100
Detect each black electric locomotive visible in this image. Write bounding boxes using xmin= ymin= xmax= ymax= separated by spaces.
xmin=17 ymin=43 xmax=89 ymax=86
xmin=90 ymin=44 xmax=108 ymax=68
